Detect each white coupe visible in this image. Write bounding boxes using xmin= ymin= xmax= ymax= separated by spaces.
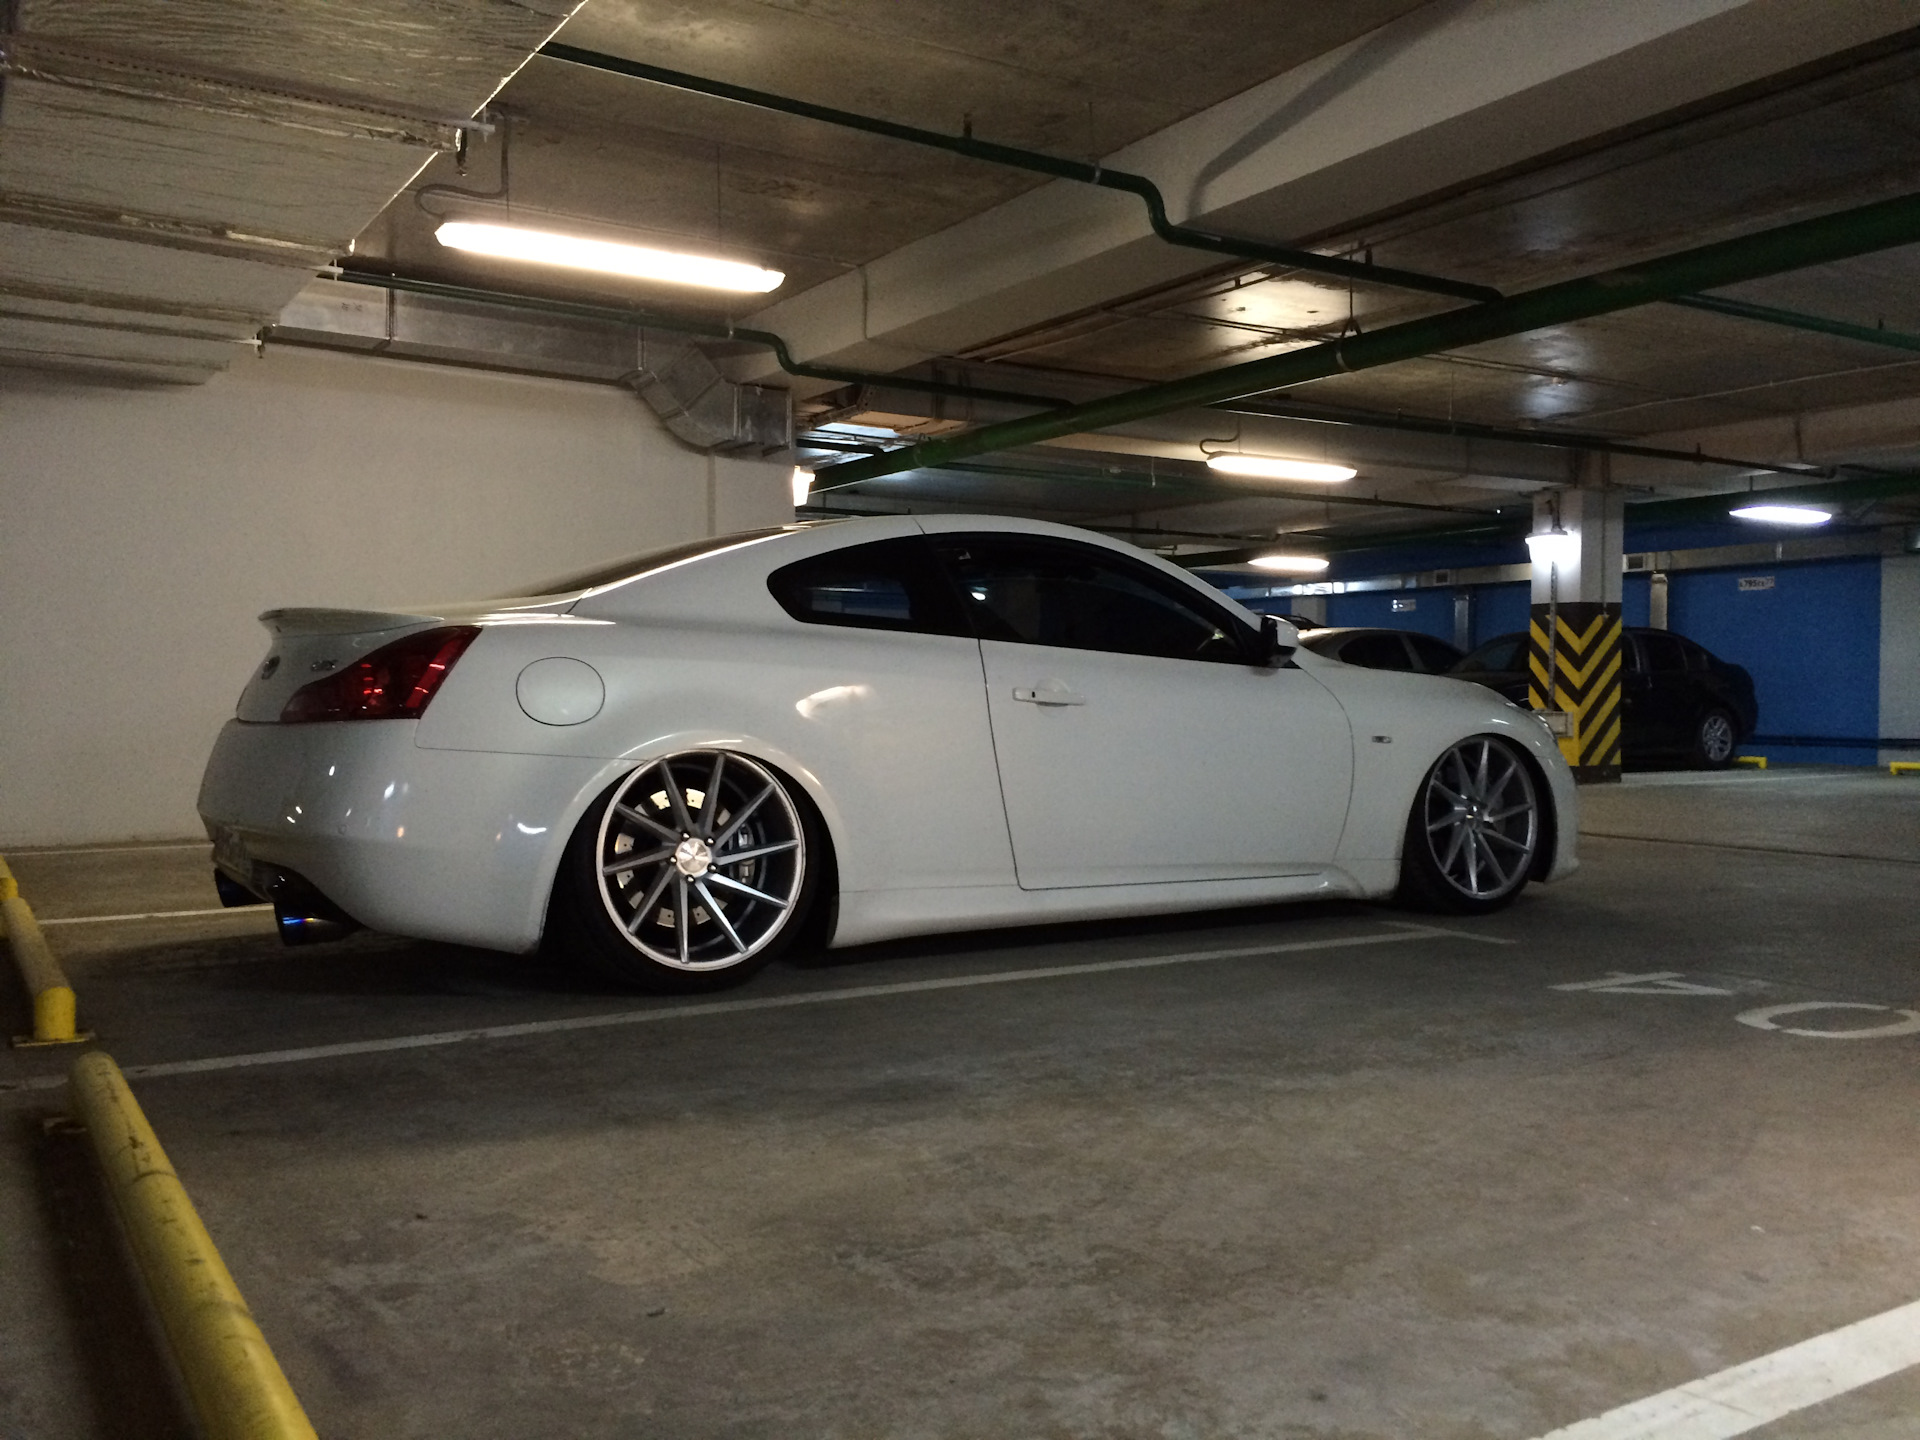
xmin=198 ymin=515 xmax=1577 ymax=991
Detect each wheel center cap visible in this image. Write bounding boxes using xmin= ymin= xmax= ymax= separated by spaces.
xmin=673 ymin=836 xmax=712 ymax=878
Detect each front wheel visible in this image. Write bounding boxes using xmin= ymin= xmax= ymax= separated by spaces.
xmin=552 ymin=750 xmax=818 ymax=992
xmin=1397 ymin=735 xmax=1542 ymax=914
xmin=1693 ymin=708 xmax=1737 ymax=769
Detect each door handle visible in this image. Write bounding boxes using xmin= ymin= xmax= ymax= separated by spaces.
xmin=1012 ymin=684 xmax=1086 ymax=706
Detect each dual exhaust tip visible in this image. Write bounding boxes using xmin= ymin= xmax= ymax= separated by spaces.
xmin=214 ymin=865 xmax=361 ymax=947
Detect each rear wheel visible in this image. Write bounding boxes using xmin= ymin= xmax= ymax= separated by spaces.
xmin=554 ymin=750 xmax=817 ymax=992
xmin=1397 ymin=735 xmax=1541 ymax=914
xmin=1693 ymin=708 xmax=1738 ymax=769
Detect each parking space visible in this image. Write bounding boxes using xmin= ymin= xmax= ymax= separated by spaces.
xmin=5 ymin=770 xmax=1918 ymax=1439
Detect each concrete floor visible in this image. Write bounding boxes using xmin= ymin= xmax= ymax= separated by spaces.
xmin=3 ymin=767 xmax=1918 ymax=1439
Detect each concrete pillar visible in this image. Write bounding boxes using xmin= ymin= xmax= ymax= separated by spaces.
xmin=1528 ymin=475 xmax=1626 ymax=783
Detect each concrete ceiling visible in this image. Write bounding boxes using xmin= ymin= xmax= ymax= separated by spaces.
xmin=12 ymin=0 xmax=1920 ymax=554
xmin=0 ymin=0 xmax=581 ymax=383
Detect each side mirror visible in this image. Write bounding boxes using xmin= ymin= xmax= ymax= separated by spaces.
xmin=1258 ymin=614 xmax=1297 ymax=667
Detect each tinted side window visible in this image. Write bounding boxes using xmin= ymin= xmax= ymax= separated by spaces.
xmin=1456 ymin=637 xmax=1522 ymax=674
xmin=1407 ymin=634 xmax=1463 ymax=673
xmin=768 ymin=537 xmax=969 ymax=636
xmin=1339 ymin=633 xmax=1416 ymax=671
xmin=1640 ymin=633 xmax=1686 ymax=674
xmin=935 ymin=535 xmax=1250 ymax=663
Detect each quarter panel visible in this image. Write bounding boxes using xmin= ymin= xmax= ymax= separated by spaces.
xmin=418 ymin=618 xmax=1014 ymax=897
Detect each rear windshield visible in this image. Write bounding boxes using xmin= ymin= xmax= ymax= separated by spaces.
xmin=509 ymin=527 xmax=796 ymax=597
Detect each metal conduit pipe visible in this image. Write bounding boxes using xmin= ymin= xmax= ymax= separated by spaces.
xmin=1668 ymin=293 xmax=1920 ymax=354
xmin=536 ymin=43 xmax=1500 ymax=305
xmin=538 ymin=49 xmax=1920 ymax=395
xmin=815 ymin=191 xmax=1920 ymax=492
xmin=330 ymin=269 xmax=1071 ymax=410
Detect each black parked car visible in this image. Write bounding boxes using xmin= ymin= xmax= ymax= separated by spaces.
xmin=1298 ymin=626 xmax=1465 ymax=675
xmin=1448 ymin=628 xmax=1758 ymax=768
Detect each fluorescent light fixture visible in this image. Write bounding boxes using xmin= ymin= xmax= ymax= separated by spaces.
xmin=1730 ymin=503 xmax=1831 ymax=526
xmin=435 ymin=221 xmax=784 ymax=293
xmin=1206 ymin=454 xmax=1356 ymax=483
xmin=1525 ymin=526 xmax=1580 ymax=568
xmin=1250 ymin=554 xmax=1330 ymax=573
xmin=791 ymin=467 xmax=813 ymax=506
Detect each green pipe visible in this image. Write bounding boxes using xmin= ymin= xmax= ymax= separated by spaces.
xmin=329 ymin=269 xmax=1070 ymax=409
xmin=1668 ymin=294 xmax=1920 ymax=355
xmin=1181 ymin=469 xmax=1920 ymax=567
xmin=1217 ymin=398 xmax=1838 ymax=481
xmin=537 ymin=43 xmax=1499 ymax=305
xmin=816 ymin=191 xmax=1920 ymax=492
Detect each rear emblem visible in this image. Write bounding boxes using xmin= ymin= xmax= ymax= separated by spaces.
xmin=309 ymin=658 xmax=338 ymax=673
xmin=259 ymin=656 xmax=280 ymax=679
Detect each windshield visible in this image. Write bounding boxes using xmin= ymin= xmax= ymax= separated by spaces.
xmin=508 ymin=527 xmax=798 ymax=598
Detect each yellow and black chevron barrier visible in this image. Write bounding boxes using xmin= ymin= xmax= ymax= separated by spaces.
xmin=1527 ymin=602 xmax=1623 ymax=782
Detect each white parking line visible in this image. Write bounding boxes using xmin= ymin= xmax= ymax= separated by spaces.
xmin=1 ymin=924 xmax=1462 ymax=1090
xmin=1529 ymin=1295 xmax=1920 ymax=1438
xmin=40 ymin=907 xmax=270 ymax=927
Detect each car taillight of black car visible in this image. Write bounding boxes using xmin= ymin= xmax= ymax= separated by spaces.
xmin=279 ymin=626 xmax=480 ymax=722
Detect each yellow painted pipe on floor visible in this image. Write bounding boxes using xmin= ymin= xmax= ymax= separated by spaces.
xmin=1893 ymin=761 xmax=1920 ymax=776
xmin=69 ymin=1052 xmax=318 ymax=1440
xmin=1734 ymin=755 xmax=1768 ymax=770
xmin=0 ymin=854 xmax=17 ymax=901
xmin=3 ymin=893 xmax=87 ymax=1046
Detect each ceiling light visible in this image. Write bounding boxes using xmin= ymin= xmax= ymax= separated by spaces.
xmin=1525 ymin=525 xmax=1580 ymax=568
xmin=791 ymin=467 xmax=813 ymax=506
xmin=1249 ymin=554 xmax=1330 ymax=572
xmin=1207 ymin=454 xmax=1357 ymax=483
xmin=1730 ymin=503 xmax=1831 ymax=526
xmin=435 ymin=222 xmax=785 ymax=293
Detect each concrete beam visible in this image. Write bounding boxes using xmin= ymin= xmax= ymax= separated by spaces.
xmin=742 ymin=0 xmax=1920 ymax=389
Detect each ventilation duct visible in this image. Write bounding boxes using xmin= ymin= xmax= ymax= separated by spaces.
xmin=269 ymin=279 xmax=790 ymax=455
xmin=630 ymin=337 xmax=789 ymax=455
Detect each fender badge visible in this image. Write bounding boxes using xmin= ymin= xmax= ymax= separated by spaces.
xmin=259 ymin=655 xmax=281 ymax=679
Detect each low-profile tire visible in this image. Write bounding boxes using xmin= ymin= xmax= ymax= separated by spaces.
xmin=1397 ymin=734 xmax=1543 ymax=915
xmin=1692 ymin=708 xmax=1738 ymax=769
xmin=551 ymin=750 xmax=820 ymax=993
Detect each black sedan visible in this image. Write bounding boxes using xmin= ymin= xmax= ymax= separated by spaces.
xmin=1449 ymin=628 xmax=1758 ymax=768
xmin=1298 ymin=626 xmax=1465 ymax=675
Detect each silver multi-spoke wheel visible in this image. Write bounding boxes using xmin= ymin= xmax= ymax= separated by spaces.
xmin=593 ymin=751 xmax=805 ymax=972
xmin=1697 ymin=710 xmax=1736 ymax=767
xmin=1417 ymin=736 xmax=1540 ymax=904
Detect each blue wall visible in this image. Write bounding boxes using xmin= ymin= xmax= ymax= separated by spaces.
xmin=1324 ymin=587 xmax=1458 ymax=640
xmin=1669 ymin=557 xmax=1881 ymax=765
xmin=1474 ymin=582 xmax=1531 ymax=646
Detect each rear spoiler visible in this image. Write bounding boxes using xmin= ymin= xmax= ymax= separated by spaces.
xmin=258 ymin=607 xmax=444 ymax=636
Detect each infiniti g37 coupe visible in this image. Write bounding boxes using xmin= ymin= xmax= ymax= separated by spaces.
xmin=199 ymin=516 xmax=1578 ymax=991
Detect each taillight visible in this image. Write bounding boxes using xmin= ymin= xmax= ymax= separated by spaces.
xmin=280 ymin=626 xmax=480 ymax=723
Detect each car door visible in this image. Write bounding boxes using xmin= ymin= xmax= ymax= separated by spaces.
xmin=1633 ymin=631 xmax=1693 ymax=751
xmin=931 ymin=533 xmax=1353 ymax=890
xmin=764 ymin=534 xmax=1015 ymax=893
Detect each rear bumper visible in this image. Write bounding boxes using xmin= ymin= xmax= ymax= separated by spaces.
xmin=196 ymin=720 xmax=610 ymax=953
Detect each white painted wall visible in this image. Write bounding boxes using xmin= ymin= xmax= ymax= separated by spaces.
xmin=1881 ymin=554 xmax=1920 ymax=766
xmin=0 ymin=348 xmax=791 ymax=845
